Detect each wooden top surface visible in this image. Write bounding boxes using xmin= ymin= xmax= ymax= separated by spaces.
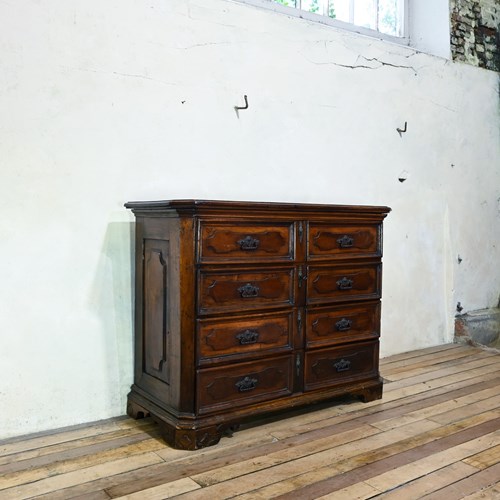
xmin=124 ymin=199 xmax=391 ymax=217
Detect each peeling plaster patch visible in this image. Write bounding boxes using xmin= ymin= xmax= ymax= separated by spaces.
xmin=450 ymin=0 xmax=500 ymax=72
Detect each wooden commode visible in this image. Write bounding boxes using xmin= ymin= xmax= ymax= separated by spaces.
xmin=125 ymin=199 xmax=390 ymax=449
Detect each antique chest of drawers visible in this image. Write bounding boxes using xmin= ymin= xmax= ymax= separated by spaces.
xmin=125 ymin=199 xmax=390 ymax=449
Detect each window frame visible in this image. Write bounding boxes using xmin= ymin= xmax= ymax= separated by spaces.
xmin=232 ymin=0 xmax=409 ymax=46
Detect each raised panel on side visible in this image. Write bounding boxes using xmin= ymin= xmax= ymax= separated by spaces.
xmin=143 ymin=239 xmax=171 ymax=385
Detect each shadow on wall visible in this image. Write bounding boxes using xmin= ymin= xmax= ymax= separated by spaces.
xmin=91 ymin=221 xmax=135 ymax=414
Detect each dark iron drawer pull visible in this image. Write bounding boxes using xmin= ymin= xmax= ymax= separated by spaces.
xmin=236 ymin=329 xmax=260 ymax=345
xmin=335 ymin=318 xmax=353 ymax=331
xmin=238 ymin=235 xmax=260 ymax=250
xmin=336 ymin=277 xmax=354 ymax=290
xmin=337 ymin=235 xmax=354 ymax=248
xmin=235 ymin=376 xmax=258 ymax=392
xmin=237 ymin=283 xmax=260 ymax=298
xmin=334 ymin=359 xmax=351 ymax=372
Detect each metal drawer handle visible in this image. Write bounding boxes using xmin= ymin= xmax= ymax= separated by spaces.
xmin=337 ymin=235 xmax=354 ymax=248
xmin=235 ymin=376 xmax=258 ymax=392
xmin=236 ymin=329 xmax=260 ymax=345
xmin=335 ymin=318 xmax=353 ymax=331
xmin=238 ymin=235 xmax=260 ymax=250
xmin=336 ymin=277 xmax=354 ymax=290
xmin=238 ymin=283 xmax=260 ymax=298
xmin=334 ymin=359 xmax=351 ymax=372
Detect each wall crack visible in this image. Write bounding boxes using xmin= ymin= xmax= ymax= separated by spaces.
xmin=300 ymin=52 xmax=418 ymax=75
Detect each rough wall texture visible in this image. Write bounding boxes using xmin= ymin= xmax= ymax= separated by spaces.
xmin=450 ymin=0 xmax=500 ymax=71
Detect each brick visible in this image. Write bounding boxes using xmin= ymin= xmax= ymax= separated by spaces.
xmin=450 ymin=0 xmax=500 ymax=72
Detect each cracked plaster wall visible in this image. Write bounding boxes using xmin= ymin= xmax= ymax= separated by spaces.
xmin=1 ymin=0 xmax=499 ymax=438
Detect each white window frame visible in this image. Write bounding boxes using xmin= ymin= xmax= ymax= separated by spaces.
xmin=232 ymin=0 xmax=409 ymax=46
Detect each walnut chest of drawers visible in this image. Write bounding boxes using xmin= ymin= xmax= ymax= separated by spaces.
xmin=125 ymin=199 xmax=390 ymax=449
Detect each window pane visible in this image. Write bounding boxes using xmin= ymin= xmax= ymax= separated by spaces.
xmin=301 ymin=0 xmax=328 ymax=14
xmin=353 ymin=0 xmax=376 ymax=29
xmin=330 ymin=0 xmax=351 ymax=22
xmin=378 ymin=0 xmax=399 ymax=36
xmin=327 ymin=0 xmax=336 ymax=18
xmin=273 ymin=0 xmax=298 ymax=7
xmin=270 ymin=0 xmax=404 ymax=37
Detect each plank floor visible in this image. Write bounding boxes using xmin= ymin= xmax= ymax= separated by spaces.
xmin=2 ymin=343 xmax=500 ymax=499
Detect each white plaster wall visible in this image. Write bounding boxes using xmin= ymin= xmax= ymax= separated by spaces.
xmin=0 ymin=0 xmax=499 ymax=439
xmin=409 ymin=0 xmax=451 ymax=58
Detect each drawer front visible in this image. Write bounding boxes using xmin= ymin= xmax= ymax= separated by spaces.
xmin=197 ymin=311 xmax=294 ymax=365
xmin=198 ymin=269 xmax=295 ymax=314
xmin=306 ymin=303 xmax=380 ymax=348
xmin=199 ymin=222 xmax=294 ymax=262
xmin=304 ymin=341 xmax=379 ymax=391
xmin=307 ymin=264 xmax=380 ymax=305
xmin=197 ymin=356 xmax=293 ymax=414
xmin=308 ymin=223 xmax=381 ymax=260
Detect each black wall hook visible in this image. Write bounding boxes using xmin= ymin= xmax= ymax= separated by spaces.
xmin=397 ymin=121 xmax=407 ymax=137
xmin=235 ymin=95 xmax=249 ymax=111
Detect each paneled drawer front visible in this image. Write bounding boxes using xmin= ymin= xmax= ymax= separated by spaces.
xmin=308 ymin=223 xmax=380 ymax=260
xmin=197 ymin=356 xmax=293 ymax=414
xmin=304 ymin=341 xmax=379 ymax=391
xmin=198 ymin=269 xmax=295 ymax=314
xmin=307 ymin=264 xmax=380 ymax=305
xmin=197 ymin=311 xmax=294 ymax=365
xmin=306 ymin=303 xmax=380 ymax=348
xmin=199 ymin=222 xmax=294 ymax=262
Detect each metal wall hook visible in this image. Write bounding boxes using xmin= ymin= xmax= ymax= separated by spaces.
xmin=397 ymin=121 xmax=407 ymax=137
xmin=234 ymin=95 xmax=249 ymax=111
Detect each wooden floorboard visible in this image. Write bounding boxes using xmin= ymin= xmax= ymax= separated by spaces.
xmin=1 ymin=344 xmax=500 ymax=499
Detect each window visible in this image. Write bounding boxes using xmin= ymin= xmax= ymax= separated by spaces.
xmin=271 ymin=0 xmax=405 ymax=37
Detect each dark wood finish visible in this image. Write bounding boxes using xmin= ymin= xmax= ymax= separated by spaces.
xmin=306 ymin=263 xmax=381 ymax=304
xmin=199 ymin=222 xmax=294 ymax=262
xmin=197 ymin=356 xmax=294 ymax=414
xmin=198 ymin=268 xmax=295 ymax=314
xmin=308 ymin=222 xmax=381 ymax=260
xmin=197 ymin=310 xmax=294 ymax=365
xmin=304 ymin=340 xmax=379 ymax=391
xmin=306 ymin=301 xmax=380 ymax=348
xmin=125 ymin=199 xmax=390 ymax=449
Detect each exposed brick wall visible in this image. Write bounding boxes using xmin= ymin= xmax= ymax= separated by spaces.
xmin=450 ymin=0 xmax=500 ymax=72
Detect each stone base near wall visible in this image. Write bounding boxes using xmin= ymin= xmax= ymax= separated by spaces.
xmin=455 ymin=308 xmax=500 ymax=349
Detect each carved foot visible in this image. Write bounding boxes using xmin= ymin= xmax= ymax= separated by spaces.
xmin=358 ymin=383 xmax=383 ymax=403
xmin=127 ymin=400 xmax=151 ymax=420
xmin=223 ymin=423 xmax=241 ymax=438
xmin=157 ymin=422 xmax=240 ymax=450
